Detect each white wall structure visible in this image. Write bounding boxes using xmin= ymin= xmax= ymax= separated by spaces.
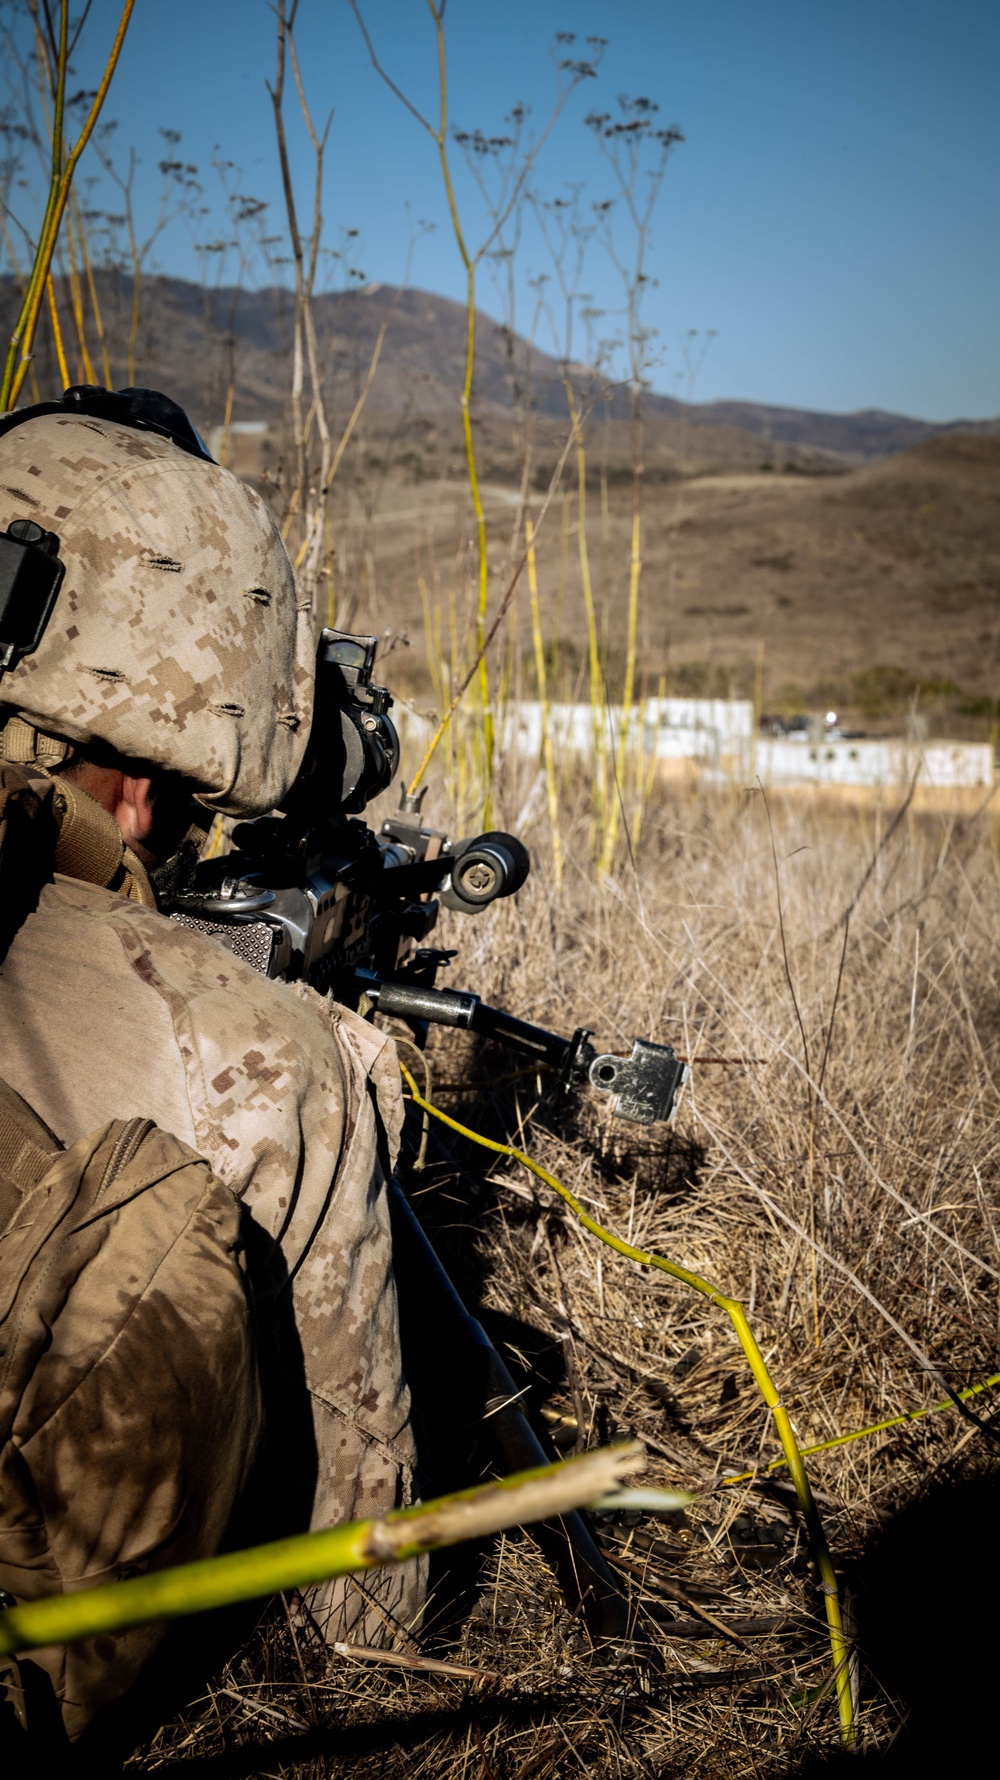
xmin=645 ymin=698 xmax=755 ymax=749
xmin=753 ymin=736 xmax=994 ymax=789
xmin=488 ymin=700 xmax=995 ymax=793
xmin=499 ymin=699 xmax=755 ymax=767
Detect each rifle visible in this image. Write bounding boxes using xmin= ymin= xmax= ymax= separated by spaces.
xmin=167 ymin=629 xmax=689 ymax=1643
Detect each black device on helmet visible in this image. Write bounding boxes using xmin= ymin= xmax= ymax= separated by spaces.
xmin=283 ymin=629 xmax=401 ymax=822
xmin=0 ymin=383 xmax=215 ymax=462
xmin=0 ymin=519 xmax=64 ymax=680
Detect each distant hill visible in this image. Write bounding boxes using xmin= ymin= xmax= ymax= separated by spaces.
xmin=666 ymin=398 xmax=1000 ymax=462
xmin=2 ymin=273 xmax=996 ymax=474
xmin=3 ymin=271 xmax=997 ymax=722
xmin=324 ymin=425 xmax=1000 ymax=719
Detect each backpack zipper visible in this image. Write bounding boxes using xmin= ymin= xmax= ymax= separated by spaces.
xmin=95 ymin=1118 xmax=155 ymax=1203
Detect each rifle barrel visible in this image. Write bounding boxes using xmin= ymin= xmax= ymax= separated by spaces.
xmin=366 ymin=981 xmax=588 ymax=1079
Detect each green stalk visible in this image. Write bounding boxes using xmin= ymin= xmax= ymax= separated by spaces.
xmin=1 ymin=0 xmax=69 ymax=409
xmin=1 ymin=1 xmax=135 ymax=411
xmin=0 ymin=1444 xmax=642 ymax=1659
xmin=427 ymin=0 xmax=493 ymax=817
xmin=600 ymin=502 xmax=643 ymax=875
xmin=564 ymin=383 xmax=605 ymax=847
xmin=527 ymin=515 xmax=563 ymax=890
xmin=722 ymin=1369 xmax=1000 ymax=1482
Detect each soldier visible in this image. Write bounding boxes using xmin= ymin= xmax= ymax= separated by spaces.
xmin=0 ymin=390 xmax=423 ymax=1663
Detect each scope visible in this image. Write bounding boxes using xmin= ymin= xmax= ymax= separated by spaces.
xmin=283 ymin=628 xmax=400 ymax=824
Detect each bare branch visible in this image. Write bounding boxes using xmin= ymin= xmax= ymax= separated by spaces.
xmin=346 ymin=0 xmax=437 ymax=140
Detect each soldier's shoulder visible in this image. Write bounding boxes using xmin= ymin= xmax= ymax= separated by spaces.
xmin=39 ymin=876 xmax=332 ymax=1037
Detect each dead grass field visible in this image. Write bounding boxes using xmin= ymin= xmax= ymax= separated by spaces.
xmin=125 ymin=774 xmax=1000 ymax=1777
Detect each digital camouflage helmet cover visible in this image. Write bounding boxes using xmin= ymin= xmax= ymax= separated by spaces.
xmin=0 ymin=392 xmax=314 ymax=817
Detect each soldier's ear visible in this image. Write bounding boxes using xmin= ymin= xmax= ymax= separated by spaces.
xmin=115 ymin=773 xmax=157 ymax=848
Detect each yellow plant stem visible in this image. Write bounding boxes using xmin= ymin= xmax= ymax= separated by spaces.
xmin=600 ymin=501 xmax=643 ymax=876
xmin=0 ymin=1443 xmax=642 ymax=1660
xmin=600 ymin=467 xmax=611 ymax=620
xmin=722 ymin=1371 xmax=1000 ymax=1484
xmin=200 ymin=815 xmax=226 ymax=862
xmin=8 ymin=0 xmax=69 ymax=407
xmin=398 ymin=1064 xmax=855 ymax=1744
xmin=1 ymin=1 xmax=135 ymax=411
xmin=526 ymin=516 xmax=563 ymax=891
xmin=554 ymin=487 xmax=572 ymax=686
xmin=624 ymin=502 xmax=642 ymax=704
xmin=406 ymin=427 xmax=577 ymax=800
xmin=565 ymin=385 xmax=605 ymax=845
xmin=462 ymin=268 xmax=493 ymax=806
xmin=73 ymin=190 xmax=112 ymax=386
xmin=30 ymin=18 xmax=84 ymax=389
xmin=426 ymin=0 xmax=492 ymax=815
xmin=45 ymin=274 xmax=70 ymax=389
xmin=63 ymin=209 xmax=95 ymax=383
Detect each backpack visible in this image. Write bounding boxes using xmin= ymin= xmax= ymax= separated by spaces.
xmin=0 ymin=762 xmax=262 ymax=1741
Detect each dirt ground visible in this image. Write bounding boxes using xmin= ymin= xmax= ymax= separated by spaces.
xmin=320 ymin=433 xmax=1000 ymax=729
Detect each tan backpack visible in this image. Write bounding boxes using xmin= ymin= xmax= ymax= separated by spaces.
xmin=0 ymin=762 xmax=262 ymax=1742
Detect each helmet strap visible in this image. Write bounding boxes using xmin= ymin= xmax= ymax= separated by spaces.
xmin=0 ymin=714 xmax=78 ymax=773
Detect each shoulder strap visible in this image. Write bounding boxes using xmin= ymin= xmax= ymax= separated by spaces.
xmin=50 ymin=776 xmax=158 ymax=905
xmin=0 ymin=1076 xmax=61 ymax=1229
xmin=0 ymin=759 xmax=60 ymax=965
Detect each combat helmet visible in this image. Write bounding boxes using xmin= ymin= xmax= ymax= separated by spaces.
xmin=0 ymin=386 xmax=314 ymax=817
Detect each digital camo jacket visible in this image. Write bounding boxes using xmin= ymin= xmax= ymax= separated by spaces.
xmin=0 ymin=872 xmax=423 ymax=1646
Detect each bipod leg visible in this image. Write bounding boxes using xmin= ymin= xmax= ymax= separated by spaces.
xmin=388 ymin=1179 xmax=643 ymax=1647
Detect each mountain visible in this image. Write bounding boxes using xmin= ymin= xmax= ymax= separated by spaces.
xmin=663 ymin=399 xmax=1000 ymax=461
xmin=2 ymin=274 xmax=997 ymax=720
xmin=324 ymin=423 xmax=1000 ymax=720
xmin=2 ymin=274 xmax=995 ymax=473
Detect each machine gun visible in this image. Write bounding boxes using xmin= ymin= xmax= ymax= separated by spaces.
xmin=169 ymin=628 xmax=687 ymax=1128
xmin=166 ymin=629 xmax=688 ymax=1645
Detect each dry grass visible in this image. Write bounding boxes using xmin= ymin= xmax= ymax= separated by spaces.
xmin=122 ymin=772 xmax=1000 ymax=1776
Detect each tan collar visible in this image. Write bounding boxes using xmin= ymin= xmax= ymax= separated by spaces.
xmin=0 ymin=720 xmax=156 ymax=907
xmin=2 ymin=767 xmax=155 ymax=907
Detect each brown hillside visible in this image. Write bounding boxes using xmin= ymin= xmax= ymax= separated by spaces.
xmin=635 ymin=433 xmax=1000 ymax=704
xmin=334 ymin=434 xmax=1000 ymax=726
xmin=5 ymin=273 xmax=995 ymax=473
xmin=4 ymin=274 xmax=996 ymax=720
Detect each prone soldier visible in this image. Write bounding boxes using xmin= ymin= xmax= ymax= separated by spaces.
xmin=0 ymin=388 xmax=424 ymax=1731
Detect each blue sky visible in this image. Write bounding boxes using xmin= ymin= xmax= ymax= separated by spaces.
xmin=2 ymin=0 xmax=998 ymax=419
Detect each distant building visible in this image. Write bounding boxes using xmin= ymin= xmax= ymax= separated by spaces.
xmin=392 ymin=697 xmax=994 ymax=807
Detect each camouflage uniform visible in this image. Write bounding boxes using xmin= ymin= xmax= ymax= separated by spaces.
xmin=0 ymin=414 xmax=423 ymax=1644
